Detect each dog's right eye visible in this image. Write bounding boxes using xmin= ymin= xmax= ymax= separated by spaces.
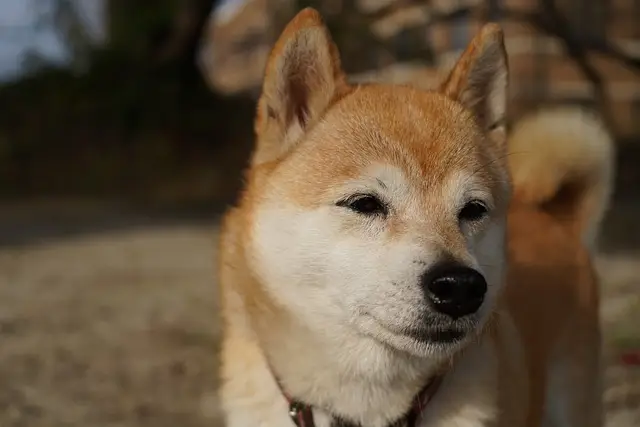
xmin=458 ymin=200 xmax=489 ymax=222
xmin=337 ymin=195 xmax=387 ymax=215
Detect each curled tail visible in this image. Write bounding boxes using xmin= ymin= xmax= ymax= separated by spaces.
xmin=508 ymin=107 xmax=615 ymax=248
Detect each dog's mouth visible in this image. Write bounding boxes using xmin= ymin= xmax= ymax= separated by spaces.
xmin=404 ymin=327 xmax=466 ymax=344
xmin=359 ymin=313 xmax=477 ymax=355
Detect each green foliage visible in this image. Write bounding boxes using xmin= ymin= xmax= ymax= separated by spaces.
xmin=107 ymin=0 xmax=182 ymax=60
xmin=0 ymin=0 xmax=250 ymax=201
xmin=0 ymin=58 xmax=254 ymax=201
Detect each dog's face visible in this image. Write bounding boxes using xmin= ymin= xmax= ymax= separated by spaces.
xmin=247 ymin=9 xmax=510 ymax=359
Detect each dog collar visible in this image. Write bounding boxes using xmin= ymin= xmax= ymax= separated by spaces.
xmin=276 ymin=374 xmax=445 ymax=427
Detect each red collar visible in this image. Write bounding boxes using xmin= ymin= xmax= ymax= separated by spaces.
xmin=277 ymin=374 xmax=445 ymax=427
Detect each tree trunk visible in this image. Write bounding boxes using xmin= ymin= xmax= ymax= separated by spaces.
xmin=157 ymin=0 xmax=220 ymax=84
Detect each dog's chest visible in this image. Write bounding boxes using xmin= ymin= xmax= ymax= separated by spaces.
xmin=285 ymin=338 xmax=499 ymax=427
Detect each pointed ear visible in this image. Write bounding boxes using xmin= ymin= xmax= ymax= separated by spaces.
xmin=253 ymin=8 xmax=348 ymax=164
xmin=440 ymin=24 xmax=508 ymax=147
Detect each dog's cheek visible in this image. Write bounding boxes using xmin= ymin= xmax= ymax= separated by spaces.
xmin=249 ymin=205 xmax=347 ymax=313
xmin=323 ymin=237 xmax=383 ymax=308
xmin=324 ymin=234 xmax=429 ymax=322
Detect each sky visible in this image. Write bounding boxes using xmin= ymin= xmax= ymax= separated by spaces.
xmin=0 ymin=0 xmax=244 ymax=82
xmin=0 ymin=0 xmax=65 ymax=79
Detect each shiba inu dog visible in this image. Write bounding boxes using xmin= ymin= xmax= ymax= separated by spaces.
xmin=217 ymin=8 xmax=614 ymax=427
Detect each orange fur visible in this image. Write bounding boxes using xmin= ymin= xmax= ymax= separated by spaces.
xmin=506 ymin=108 xmax=613 ymax=427
xmin=217 ymin=8 xmax=613 ymax=427
xmin=508 ymin=107 xmax=614 ymax=248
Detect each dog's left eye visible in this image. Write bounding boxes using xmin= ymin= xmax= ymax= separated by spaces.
xmin=338 ymin=194 xmax=387 ymax=215
xmin=458 ymin=200 xmax=489 ymax=222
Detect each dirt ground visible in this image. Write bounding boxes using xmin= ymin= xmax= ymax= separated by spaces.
xmin=0 ymin=199 xmax=638 ymax=427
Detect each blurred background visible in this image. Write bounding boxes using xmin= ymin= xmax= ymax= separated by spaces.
xmin=0 ymin=0 xmax=638 ymax=426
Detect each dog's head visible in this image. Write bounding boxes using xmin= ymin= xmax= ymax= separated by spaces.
xmin=245 ymin=9 xmax=510 ymax=359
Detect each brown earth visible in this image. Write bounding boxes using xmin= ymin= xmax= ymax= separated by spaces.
xmin=0 ymin=198 xmax=638 ymax=427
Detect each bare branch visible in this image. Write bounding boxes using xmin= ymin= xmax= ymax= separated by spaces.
xmin=363 ymin=0 xmax=426 ymax=21
xmin=585 ymin=39 xmax=640 ymax=72
xmin=497 ymin=4 xmax=640 ymax=73
xmin=157 ymin=0 xmax=218 ymax=65
xmin=535 ymin=0 xmax=605 ymax=92
xmin=371 ymin=2 xmax=640 ymax=73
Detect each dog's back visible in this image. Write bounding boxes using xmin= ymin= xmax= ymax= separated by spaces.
xmin=505 ymin=108 xmax=614 ymax=427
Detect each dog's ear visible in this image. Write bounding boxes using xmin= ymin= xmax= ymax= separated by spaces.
xmin=253 ymin=8 xmax=348 ymax=164
xmin=440 ymin=24 xmax=508 ymax=148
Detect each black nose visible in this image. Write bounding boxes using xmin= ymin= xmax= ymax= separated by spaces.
xmin=421 ymin=263 xmax=487 ymax=319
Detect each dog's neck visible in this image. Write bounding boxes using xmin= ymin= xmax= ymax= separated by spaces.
xmin=253 ymin=307 xmax=444 ymax=427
